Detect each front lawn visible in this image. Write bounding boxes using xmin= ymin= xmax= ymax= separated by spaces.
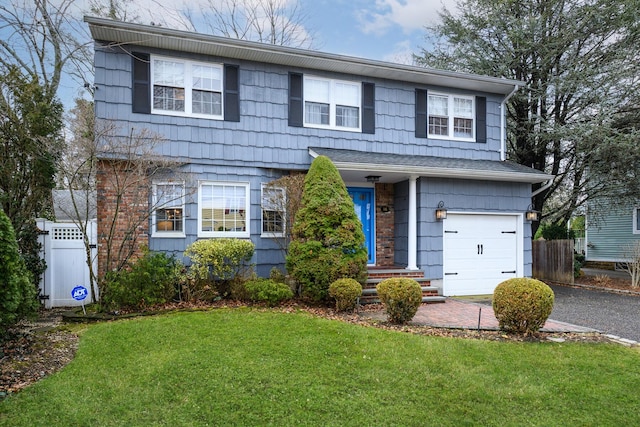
xmin=1 ymin=309 xmax=639 ymax=426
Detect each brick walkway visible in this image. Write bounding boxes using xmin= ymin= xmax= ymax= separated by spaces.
xmin=392 ymin=299 xmax=596 ymax=333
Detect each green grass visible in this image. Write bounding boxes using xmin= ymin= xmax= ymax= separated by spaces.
xmin=1 ymin=309 xmax=639 ymax=426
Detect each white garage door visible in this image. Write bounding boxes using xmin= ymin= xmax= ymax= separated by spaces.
xmin=443 ymin=214 xmax=519 ymax=296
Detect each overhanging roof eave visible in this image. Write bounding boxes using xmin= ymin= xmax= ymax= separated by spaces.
xmin=328 ymin=161 xmax=552 ymax=184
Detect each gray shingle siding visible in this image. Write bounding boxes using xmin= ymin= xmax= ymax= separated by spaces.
xmin=94 ymin=44 xmax=505 ymax=170
xmin=94 ymin=40 xmax=532 ymax=279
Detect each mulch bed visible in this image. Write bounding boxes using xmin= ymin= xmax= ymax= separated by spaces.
xmin=2 ymin=278 xmax=634 ymax=399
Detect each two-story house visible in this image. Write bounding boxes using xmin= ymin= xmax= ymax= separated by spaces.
xmin=86 ymin=16 xmax=551 ymax=297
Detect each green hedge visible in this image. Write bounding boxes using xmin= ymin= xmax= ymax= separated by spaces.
xmin=102 ymin=250 xmax=179 ymax=311
xmin=244 ymin=278 xmax=293 ymax=307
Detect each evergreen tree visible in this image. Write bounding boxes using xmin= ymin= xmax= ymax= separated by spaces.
xmin=286 ymin=156 xmax=368 ymax=302
xmin=0 ymin=208 xmax=38 ymax=337
xmin=0 ymin=67 xmax=64 ymax=285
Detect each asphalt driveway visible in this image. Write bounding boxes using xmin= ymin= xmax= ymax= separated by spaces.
xmin=549 ymin=284 xmax=640 ymax=342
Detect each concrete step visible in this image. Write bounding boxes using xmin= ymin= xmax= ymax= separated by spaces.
xmin=365 ymin=277 xmax=432 ymax=286
xmin=359 ymin=295 xmax=446 ymax=304
xmin=362 ymin=285 xmax=438 ymax=295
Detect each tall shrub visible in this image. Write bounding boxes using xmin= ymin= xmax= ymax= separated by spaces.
xmin=286 ymin=156 xmax=368 ymax=301
xmin=0 ymin=209 xmax=38 ymax=336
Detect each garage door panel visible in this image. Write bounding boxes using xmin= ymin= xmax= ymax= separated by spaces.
xmin=443 ymin=214 xmax=519 ymax=296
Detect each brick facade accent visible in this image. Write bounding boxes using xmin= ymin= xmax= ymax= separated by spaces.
xmin=96 ymin=159 xmax=150 ymax=277
xmin=374 ymin=183 xmax=395 ymax=266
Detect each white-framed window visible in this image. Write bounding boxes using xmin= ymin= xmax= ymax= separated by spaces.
xmin=633 ymin=208 xmax=640 ymax=234
xmin=198 ymin=182 xmax=250 ymax=238
xmin=152 ymin=182 xmax=185 ymax=238
xmin=428 ymin=93 xmax=475 ymax=141
xmin=304 ymin=76 xmax=361 ymax=131
xmin=261 ymin=184 xmax=285 ymax=237
xmin=152 ymin=56 xmax=223 ymax=119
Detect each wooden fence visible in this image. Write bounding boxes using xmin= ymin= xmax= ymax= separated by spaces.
xmin=532 ymin=239 xmax=574 ymax=285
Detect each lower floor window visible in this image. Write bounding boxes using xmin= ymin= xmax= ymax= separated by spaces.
xmin=261 ymin=185 xmax=285 ymax=237
xmin=199 ymin=182 xmax=250 ymax=237
xmin=153 ymin=182 xmax=185 ymax=236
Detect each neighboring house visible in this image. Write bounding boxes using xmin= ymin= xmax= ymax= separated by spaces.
xmin=52 ymin=189 xmax=97 ymax=223
xmin=85 ymin=17 xmax=551 ymax=296
xmin=585 ymin=202 xmax=640 ymax=265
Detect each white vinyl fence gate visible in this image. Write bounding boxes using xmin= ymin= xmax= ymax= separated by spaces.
xmin=37 ymin=219 xmax=98 ymax=308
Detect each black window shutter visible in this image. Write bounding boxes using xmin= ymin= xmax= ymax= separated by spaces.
xmin=475 ymin=96 xmax=487 ymax=143
xmin=288 ymin=72 xmax=303 ymax=127
xmin=224 ymin=64 xmax=240 ymax=122
xmin=415 ymin=89 xmax=427 ymax=138
xmin=362 ymin=82 xmax=375 ymax=134
xmin=132 ymin=52 xmax=150 ymax=114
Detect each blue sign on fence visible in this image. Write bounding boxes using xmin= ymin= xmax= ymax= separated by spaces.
xmin=71 ymin=286 xmax=88 ymax=301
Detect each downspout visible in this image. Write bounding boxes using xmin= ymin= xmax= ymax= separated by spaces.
xmin=500 ymin=84 xmax=520 ymax=161
xmin=531 ymin=179 xmax=553 ymax=198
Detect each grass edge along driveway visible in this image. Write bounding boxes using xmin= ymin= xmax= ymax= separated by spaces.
xmin=1 ymin=308 xmax=639 ymax=426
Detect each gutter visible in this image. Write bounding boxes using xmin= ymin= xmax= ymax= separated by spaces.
xmin=500 ymin=84 xmax=520 ymax=161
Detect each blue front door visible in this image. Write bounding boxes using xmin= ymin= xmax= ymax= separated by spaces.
xmin=348 ymin=187 xmax=375 ymax=264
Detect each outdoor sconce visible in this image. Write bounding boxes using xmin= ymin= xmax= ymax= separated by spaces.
xmin=526 ymin=204 xmax=539 ymax=222
xmin=435 ymin=201 xmax=447 ymax=220
xmin=365 ymin=175 xmax=381 ymax=183
xmin=380 ymin=206 xmax=390 ymax=213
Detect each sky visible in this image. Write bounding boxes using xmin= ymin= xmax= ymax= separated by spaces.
xmin=300 ymin=0 xmax=456 ymax=63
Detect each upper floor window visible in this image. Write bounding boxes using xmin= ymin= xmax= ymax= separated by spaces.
xmin=288 ymin=73 xmax=375 ymax=134
xmin=261 ymin=184 xmax=285 ymax=237
xmin=198 ymin=182 xmax=250 ymax=238
xmin=304 ymin=76 xmax=361 ymax=131
xmin=415 ymin=90 xmax=485 ymax=142
xmin=634 ymin=208 xmax=640 ymax=234
xmin=428 ymin=93 xmax=475 ymax=141
xmin=152 ymin=182 xmax=185 ymax=238
xmin=151 ymin=56 xmax=223 ymax=119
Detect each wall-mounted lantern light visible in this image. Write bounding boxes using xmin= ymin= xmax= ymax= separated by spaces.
xmin=435 ymin=201 xmax=447 ymax=220
xmin=526 ymin=204 xmax=539 ymax=222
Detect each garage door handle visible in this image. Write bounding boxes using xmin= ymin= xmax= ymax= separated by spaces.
xmin=502 ymin=231 xmax=516 ymax=234
xmin=477 ymin=244 xmax=483 ymax=255
xmin=502 ymin=270 xmax=516 ymax=274
xmin=445 ymin=272 xmax=458 ymax=275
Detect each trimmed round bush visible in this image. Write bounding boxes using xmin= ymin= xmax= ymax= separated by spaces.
xmin=329 ymin=278 xmax=363 ymax=311
xmin=245 ymin=278 xmax=294 ymax=307
xmin=492 ymin=278 xmax=555 ymax=335
xmin=376 ymin=278 xmax=422 ymax=324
